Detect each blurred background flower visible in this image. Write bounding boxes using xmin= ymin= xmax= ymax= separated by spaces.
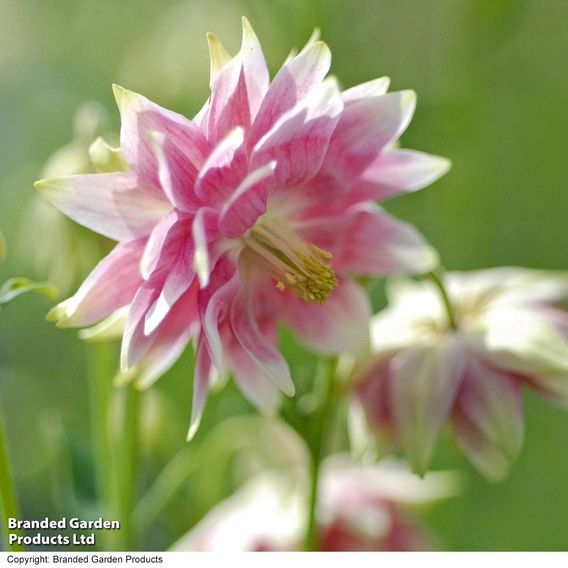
xmin=174 ymin=444 xmax=459 ymax=551
xmin=1 ymin=0 xmax=568 ymax=552
xmin=352 ymin=269 xmax=568 ymax=480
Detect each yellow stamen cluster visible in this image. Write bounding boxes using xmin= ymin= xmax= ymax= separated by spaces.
xmin=277 ymin=244 xmax=338 ymax=304
xmin=244 ymin=222 xmax=338 ymax=305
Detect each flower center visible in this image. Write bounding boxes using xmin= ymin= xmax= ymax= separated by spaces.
xmin=242 ymin=217 xmax=338 ymax=304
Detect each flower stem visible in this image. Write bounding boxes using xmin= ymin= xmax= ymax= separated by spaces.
xmin=305 ymin=356 xmax=339 ymax=552
xmin=87 ymin=342 xmax=115 ymax=550
xmin=115 ymin=383 xmax=140 ymax=550
xmin=0 ymin=413 xmax=25 ymax=551
xmin=427 ymin=270 xmax=458 ymax=330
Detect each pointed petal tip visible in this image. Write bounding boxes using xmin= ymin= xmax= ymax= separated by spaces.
xmin=112 ymin=83 xmax=126 ymax=105
xmin=401 ymin=89 xmax=417 ymax=111
xmin=241 ymin=15 xmax=254 ymax=37
xmin=45 ymin=304 xmax=63 ymax=322
xmin=206 ymin=32 xmax=232 ymax=81
xmin=187 ymin=418 xmax=201 ymax=442
xmin=112 ymin=84 xmax=139 ymax=110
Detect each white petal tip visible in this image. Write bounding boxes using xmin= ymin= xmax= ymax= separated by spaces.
xmin=187 ymin=419 xmax=201 ymax=442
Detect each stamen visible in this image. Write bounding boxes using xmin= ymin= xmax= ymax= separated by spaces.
xmin=244 ymin=219 xmax=338 ymax=304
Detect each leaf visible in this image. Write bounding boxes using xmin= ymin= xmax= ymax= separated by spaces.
xmin=0 ymin=278 xmax=59 ymax=307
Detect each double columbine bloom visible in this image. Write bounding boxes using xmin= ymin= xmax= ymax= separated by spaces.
xmin=36 ymin=19 xmax=449 ymax=436
xmin=353 ymin=269 xmax=568 ymax=480
xmin=173 ymin=456 xmax=458 ymax=551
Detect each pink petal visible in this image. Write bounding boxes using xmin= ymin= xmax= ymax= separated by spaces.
xmin=136 ymin=281 xmax=200 ymax=389
xmin=219 ymin=162 xmax=276 ymax=238
xmin=281 ymin=279 xmax=371 ymax=356
xmin=239 ymin=17 xmax=270 ymax=120
xmin=204 ymin=19 xmax=269 ymax=144
xmin=230 ymin=286 xmax=295 ymax=396
xmin=121 ymin=274 xmax=164 ymax=371
xmin=113 ymin=85 xmax=209 ymax=188
xmin=355 ymin=358 xmax=395 ymax=450
xmin=452 ymin=357 xmax=524 ymax=480
xmin=250 ymin=78 xmax=343 ymax=188
xmin=249 ymin=40 xmax=332 ymax=147
xmin=198 ymin=255 xmax=240 ymax=372
xmin=296 ymin=205 xmax=438 ymax=277
xmin=348 ymin=149 xmax=451 ymax=202
xmin=317 ymin=90 xmax=416 ymax=188
xmin=144 ymin=229 xmax=196 ymax=335
xmin=195 ymin=127 xmax=247 ymax=207
xmin=149 ymin=131 xmax=202 ymax=212
xmin=207 ymin=65 xmax=251 ymax=144
xmin=390 ymin=337 xmax=465 ymax=475
xmin=188 ymin=335 xmax=212 ymax=441
xmin=35 ymin=172 xmax=171 ymax=241
xmin=140 ymin=210 xmax=185 ymax=279
xmin=223 ymin=326 xmax=282 ymax=412
xmin=47 ymin=237 xmax=146 ymax=327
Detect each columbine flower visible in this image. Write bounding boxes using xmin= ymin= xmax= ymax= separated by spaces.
xmin=352 ymin=268 xmax=568 ymax=480
xmin=173 ymin=456 xmax=457 ymax=551
xmin=36 ymin=19 xmax=448 ymax=437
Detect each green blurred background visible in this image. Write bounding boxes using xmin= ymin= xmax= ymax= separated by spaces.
xmin=1 ymin=0 xmax=567 ymax=551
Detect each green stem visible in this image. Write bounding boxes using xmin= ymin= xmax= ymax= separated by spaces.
xmin=116 ymin=383 xmax=140 ymax=550
xmin=0 ymin=414 xmax=25 ymax=551
xmin=305 ymin=357 xmax=339 ymax=552
xmin=134 ymin=445 xmax=196 ymax=533
xmin=427 ymin=270 xmax=458 ymax=330
xmin=87 ymin=342 xmax=115 ymax=550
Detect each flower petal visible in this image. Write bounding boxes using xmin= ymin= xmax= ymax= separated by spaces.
xmin=224 ymin=327 xmax=282 ymax=412
xmin=47 ymin=237 xmax=146 ymax=327
xmin=136 ymin=281 xmax=199 ymax=389
xmin=148 ymin=131 xmax=202 ymax=212
xmin=88 ymin=137 xmax=128 ymax=173
xmin=121 ymin=275 xmax=164 ymax=371
xmin=35 ymin=172 xmax=171 ymax=241
xmin=205 ymin=18 xmax=269 ymax=143
xmin=113 ymin=85 xmax=208 ymax=188
xmin=144 ymin=232 xmax=195 ymax=335
xmin=452 ymin=358 xmax=524 ymax=480
xmin=239 ymin=17 xmax=270 ymax=120
xmin=198 ymin=255 xmax=240 ymax=372
xmin=471 ymin=305 xmax=568 ymax=376
xmin=281 ymin=279 xmax=371 ymax=356
xmin=390 ymin=337 xmax=465 ymax=475
xmin=341 ymin=76 xmax=391 ymax=103
xmin=219 ymin=162 xmax=276 ymax=238
xmin=78 ymin=306 xmax=129 ymax=342
xmin=230 ymin=286 xmax=295 ymax=396
xmin=349 ymin=149 xmax=451 ymax=202
xmin=140 ymin=210 xmax=182 ymax=279
xmin=194 ymin=127 xmax=247 ymax=207
xmin=251 ymin=77 xmax=343 ymax=188
xmin=193 ymin=207 xmax=221 ymax=288
xmin=301 ymin=204 xmax=438 ymax=276
xmin=318 ymin=90 xmax=416 ymax=188
xmin=188 ymin=335 xmax=213 ymax=441
xmin=249 ymin=40 xmax=332 ymax=147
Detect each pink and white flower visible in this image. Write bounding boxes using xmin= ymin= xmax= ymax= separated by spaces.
xmin=353 ymin=268 xmax=568 ymax=480
xmin=36 ymin=19 xmax=448 ymax=437
xmin=173 ymin=456 xmax=457 ymax=551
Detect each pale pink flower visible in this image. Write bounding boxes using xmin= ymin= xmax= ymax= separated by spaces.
xmin=36 ymin=19 xmax=448 ymax=436
xmin=173 ymin=456 xmax=457 ymax=551
xmin=353 ymin=269 xmax=568 ymax=480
